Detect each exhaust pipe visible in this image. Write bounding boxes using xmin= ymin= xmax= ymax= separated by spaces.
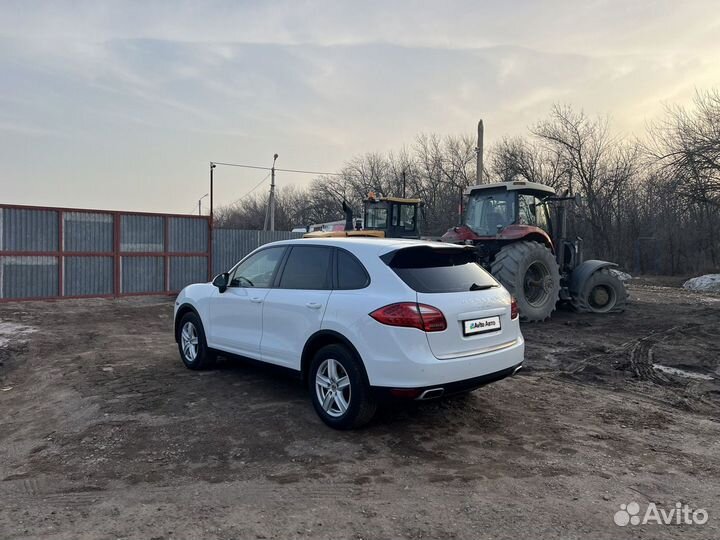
xmin=417 ymin=388 xmax=445 ymax=400
xmin=512 ymin=365 xmax=523 ymax=376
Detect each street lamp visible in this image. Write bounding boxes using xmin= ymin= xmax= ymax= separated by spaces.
xmin=197 ymin=193 xmax=209 ymax=216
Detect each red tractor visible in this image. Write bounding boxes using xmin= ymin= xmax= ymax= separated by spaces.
xmin=441 ymin=179 xmax=627 ymax=321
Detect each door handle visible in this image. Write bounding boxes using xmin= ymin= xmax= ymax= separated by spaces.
xmin=250 ymin=297 xmax=263 ymax=304
xmin=306 ymin=302 xmax=322 ymax=309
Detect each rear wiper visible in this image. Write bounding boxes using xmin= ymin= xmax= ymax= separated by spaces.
xmin=469 ymin=283 xmax=495 ymax=291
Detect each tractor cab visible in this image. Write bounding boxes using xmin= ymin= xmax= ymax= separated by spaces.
xmin=442 ymin=181 xmax=559 ymax=255
xmin=463 ymin=181 xmax=556 ymax=239
xmin=363 ymin=193 xmax=421 ymax=239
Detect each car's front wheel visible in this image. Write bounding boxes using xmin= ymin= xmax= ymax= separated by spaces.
xmin=309 ymin=344 xmax=376 ymax=430
xmin=177 ymin=312 xmax=216 ymax=370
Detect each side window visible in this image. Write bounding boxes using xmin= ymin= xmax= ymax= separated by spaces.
xmin=278 ymin=246 xmax=332 ymax=290
xmin=337 ymin=249 xmax=370 ymax=290
xmin=229 ymin=247 xmax=285 ymax=288
xmin=400 ymin=205 xmax=416 ymax=232
xmin=366 ymin=207 xmax=388 ymax=228
xmin=518 ymin=195 xmax=537 ymax=226
xmin=536 ymin=201 xmax=549 ymax=231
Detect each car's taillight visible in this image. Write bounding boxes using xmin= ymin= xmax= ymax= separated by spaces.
xmin=510 ymin=297 xmax=519 ymax=320
xmin=369 ymin=302 xmax=447 ymax=332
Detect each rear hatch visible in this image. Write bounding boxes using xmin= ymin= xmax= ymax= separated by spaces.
xmin=382 ymin=245 xmax=516 ymax=359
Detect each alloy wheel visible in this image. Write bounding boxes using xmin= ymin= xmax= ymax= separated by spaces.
xmin=181 ymin=321 xmax=199 ymax=362
xmin=315 ymin=358 xmax=351 ymax=418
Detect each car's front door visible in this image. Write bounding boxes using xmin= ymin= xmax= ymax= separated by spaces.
xmin=260 ymin=245 xmax=333 ymax=369
xmin=208 ymin=246 xmax=286 ymax=359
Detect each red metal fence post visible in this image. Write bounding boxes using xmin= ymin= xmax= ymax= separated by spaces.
xmin=114 ymin=212 xmax=121 ymax=297
xmin=58 ymin=210 xmax=64 ymax=297
xmin=164 ymin=215 xmax=170 ymax=292
xmin=207 ymin=216 xmax=213 ymax=281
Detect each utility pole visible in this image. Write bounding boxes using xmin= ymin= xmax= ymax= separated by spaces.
xmin=476 ymin=119 xmax=484 ymax=184
xmin=209 ymin=162 xmax=216 ymax=226
xmin=402 ymin=170 xmax=406 ymax=198
xmin=264 ymin=154 xmax=279 ymax=231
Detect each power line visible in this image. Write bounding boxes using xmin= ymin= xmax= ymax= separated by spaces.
xmin=277 ymin=166 xmax=344 ymax=177
xmin=211 ymin=160 xmax=343 ymax=177
xmin=225 ymin=172 xmax=271 ymax=206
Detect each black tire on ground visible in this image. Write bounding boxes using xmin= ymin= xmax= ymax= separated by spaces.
xmin=177 ymin=312 xmax=216 ymax=370
xmin=571 ymin=268 xmax=627 ymax=314
xmin=308 ymin=344 xmax=377 ymax=430
xmin=490 ymin=241 xmax=561 ymax=322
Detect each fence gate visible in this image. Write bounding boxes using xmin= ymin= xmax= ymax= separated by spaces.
xmin=0 ymin=204 xmax=210 ymax=301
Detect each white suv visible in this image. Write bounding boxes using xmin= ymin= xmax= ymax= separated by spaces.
xmin=174 ymin=238 xmax=524 ymax=429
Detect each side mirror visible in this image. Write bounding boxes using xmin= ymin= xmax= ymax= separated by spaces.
xmin=212 ymin=273 xmax=229 ymax=293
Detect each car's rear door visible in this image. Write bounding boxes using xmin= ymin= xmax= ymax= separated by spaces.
xmin=207 ymin=246 xmax=286 ymax=359
xmin=384 ymin=246 xmax=518 ymax=359
xmin=260 ymin=245 xmax=333 ymax=369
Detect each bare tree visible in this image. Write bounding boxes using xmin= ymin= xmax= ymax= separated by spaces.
xmin=532 ymin=104 xmax=640 ymax=260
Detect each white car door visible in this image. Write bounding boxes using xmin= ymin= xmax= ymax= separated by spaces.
xmin=260 ymin=245 xmax=333 ymax=369
xmin=208 ymin=246 xmax=286 ymax=359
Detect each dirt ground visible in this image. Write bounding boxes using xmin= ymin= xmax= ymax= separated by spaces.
xmin=1 ymin=279 xmax=719 ymax=539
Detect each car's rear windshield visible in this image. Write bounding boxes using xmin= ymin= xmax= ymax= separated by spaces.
xmin=381 ymin=246 xmax=498 ymax=293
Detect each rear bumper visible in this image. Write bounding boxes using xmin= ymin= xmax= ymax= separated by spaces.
xmin=361 ymin=333 xmax=525 ymax=388
xmin=373 ymin=362 xmax=523 ymax=400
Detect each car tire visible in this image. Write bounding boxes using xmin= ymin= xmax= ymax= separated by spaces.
xmin=308 ymin=344 xmax=377 ymax=430
xmin=178 ymin=312 xmax=216 ymax=370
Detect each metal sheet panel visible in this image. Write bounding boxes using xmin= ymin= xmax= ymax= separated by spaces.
xmin=64 ymin=256 xmax=113 ymax=296
xmin=0 ymin=256 xmax=58 ymax=299
xmin=1 ymin=208 xmax=59 ymax=252
xmin=63 ymin=212 xmax=113 ymax=253
xmin=211 ymin=229 xmax=302 ymax=274
xmin=120 ymin=215 xmax=164 ymax=252
xmin=169 ymin=256 xmax=207 ymax=291
xmin=168 ymin=217 xmax=208 ymax=253
xmin=121 ymin=256 xmax=164 ymax=293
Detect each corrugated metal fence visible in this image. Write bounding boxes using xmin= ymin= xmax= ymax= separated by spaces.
xmin=212 ymin=229 xmax=301 ymax=275
xmin=0 ymin=204 xmax=302 ymax=301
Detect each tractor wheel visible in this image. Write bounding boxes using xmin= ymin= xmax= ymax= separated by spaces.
xmin=491 ymin=241 xmax=561 ymax=322
xmin=571 ymin=268 xmax=627 ymax=314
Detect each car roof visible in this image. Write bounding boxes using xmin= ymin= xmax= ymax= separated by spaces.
xmin=263 ymin=237 xmax=460 ymax=256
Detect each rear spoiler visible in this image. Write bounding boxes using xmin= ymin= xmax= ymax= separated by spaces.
xmin=380 ymin=243 xmax=477 ymax=265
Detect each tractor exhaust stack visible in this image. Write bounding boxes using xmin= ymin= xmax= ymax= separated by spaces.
xmin=476 ymin=119 xmax=484 ymax=184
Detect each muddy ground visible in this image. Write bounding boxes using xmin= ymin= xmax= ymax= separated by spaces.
xmin=1 ymin=279 xmax=719 ymax=539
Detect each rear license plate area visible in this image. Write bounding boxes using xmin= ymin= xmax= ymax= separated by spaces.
xmin=463 ymin=315 xmax=501 ymax=336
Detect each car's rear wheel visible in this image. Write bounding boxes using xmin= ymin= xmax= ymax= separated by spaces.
xmin=309 ymin=344 xmax=376 ymax=430
xmin=178 ymin=312 xmax=216 ymax=370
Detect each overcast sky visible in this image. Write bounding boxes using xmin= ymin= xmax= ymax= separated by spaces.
xmin=1 ymin=0 xmax=718 ymax=214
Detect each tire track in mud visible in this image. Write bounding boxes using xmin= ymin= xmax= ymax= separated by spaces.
xmin=562 ymin=321 xmax=720 ymax=412
xmin=566 ymin=323 xmax=699 ymax=381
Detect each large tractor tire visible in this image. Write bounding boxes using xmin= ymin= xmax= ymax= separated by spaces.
xmin=571 ymin=268 xmax=627 ymax=314
xmin=491 ymin=241 xmax=561 ymax=322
